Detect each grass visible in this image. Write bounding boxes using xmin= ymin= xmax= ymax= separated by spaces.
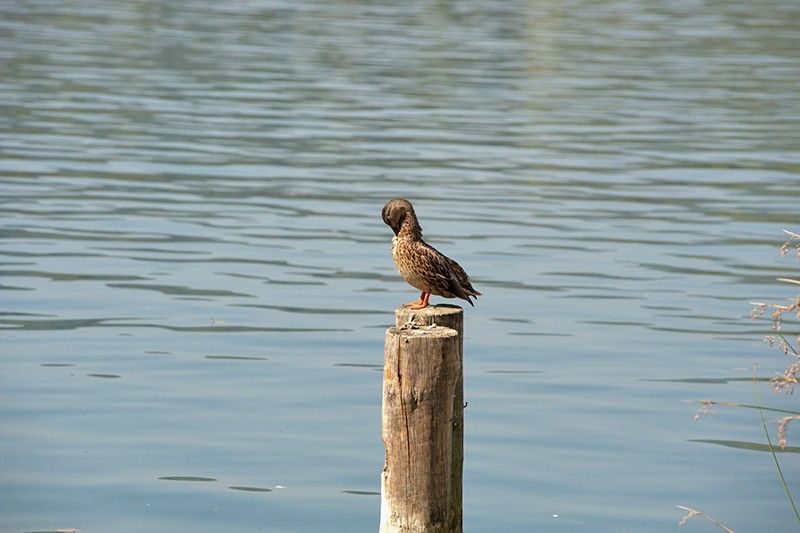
xmin=676 ymin=505 xmax=734 ymax=533
xmin=680 ymin=230 xmax=800 ymax=531
xmin=752 ymin=366 xmax=800 ymax=524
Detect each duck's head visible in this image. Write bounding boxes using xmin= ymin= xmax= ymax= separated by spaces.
xmin=382 ymin=197 xmax=416 ymax=236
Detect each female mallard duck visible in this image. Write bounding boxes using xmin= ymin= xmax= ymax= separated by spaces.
xmin=382 ymin=198 xmax=480 ymax=309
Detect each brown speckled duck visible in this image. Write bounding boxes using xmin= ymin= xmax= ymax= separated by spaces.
xmin=382 ymin=198 xmax=480 ymax=309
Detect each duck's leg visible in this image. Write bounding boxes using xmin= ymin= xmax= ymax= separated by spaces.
xmin=403 ymin=291 xmax=430 ymax=310
xmin=402 ymin=291 xmax=425 ymax=308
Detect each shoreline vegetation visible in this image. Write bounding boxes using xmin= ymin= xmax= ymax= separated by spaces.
xmin=680 ymin=230 xmax=800 ymax=532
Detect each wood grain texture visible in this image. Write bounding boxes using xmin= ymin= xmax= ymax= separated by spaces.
xmin=394 ymin=305 xmax=464 ymax=532
xmin=380 ymin=305 xmax=464 ymax=533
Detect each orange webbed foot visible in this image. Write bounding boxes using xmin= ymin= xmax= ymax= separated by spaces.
xmin=402 ymin=292 xmax=430 ymax=309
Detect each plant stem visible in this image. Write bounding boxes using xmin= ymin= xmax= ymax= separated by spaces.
xmin=753 ymin=366 xmax=800 ymax=524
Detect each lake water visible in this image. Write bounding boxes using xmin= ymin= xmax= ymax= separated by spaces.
xmin=1 ymin=1 xmax=799 ymax=532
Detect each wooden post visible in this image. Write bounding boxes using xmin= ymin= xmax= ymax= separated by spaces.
xmin=395 ymin=305 xmax=463 ymax=532
xmin=380 ymin=305 xmax=464 ymax=533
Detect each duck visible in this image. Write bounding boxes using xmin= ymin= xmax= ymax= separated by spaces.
xmin=382 ymin=197 xmax=480 ymax=309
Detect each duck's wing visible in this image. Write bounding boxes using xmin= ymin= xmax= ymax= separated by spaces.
xmin=444 ymin=256 xmax=481 ymax=297
xmin=420 ymin=242 xmax=479 ymax=305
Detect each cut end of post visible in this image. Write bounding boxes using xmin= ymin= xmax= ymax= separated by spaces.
xmin=395 ymin=305 xmax=464 ymax=330
xmin=385 ymin=325 xmax=459 ymax=339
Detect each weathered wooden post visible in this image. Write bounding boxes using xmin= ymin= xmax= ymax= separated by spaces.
xmin=380 ymin=305 xmax=464 ymax=533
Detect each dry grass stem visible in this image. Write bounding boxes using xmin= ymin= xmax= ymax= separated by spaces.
xmin=676 ymin=505 xmax=734 ymax=533
xmin=689 ymin=231 xmax=800 ymax=527
xmin=772 ymin=362 xmax=800 ymax=395
xmin=685 ymin=399 xmax=739 ymax=420
xmin=752 ymin=232 xmax=800 ymax=393
xmin=778 ymin=416 xmax=800 ymax=450
xmin=750 ymin=302 xmax=768 ymax=319
xmin=781 ymin=229 xmax=800 ymax=257
xmin=693 ymin=399 xmax=716 ymax=420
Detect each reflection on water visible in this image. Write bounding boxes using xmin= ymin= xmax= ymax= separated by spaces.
xmin=690 ymin=440 xmax=800 ymax=454
xmin=1 ymin=0 xmax=799 ymax=531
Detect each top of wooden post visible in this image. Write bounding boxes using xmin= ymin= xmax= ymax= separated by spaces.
xmin=394 ymin=304 xmax=463 ymax=331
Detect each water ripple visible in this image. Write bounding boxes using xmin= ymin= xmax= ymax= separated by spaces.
xmin=1 ymin=0 xmax=798 ymax=531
